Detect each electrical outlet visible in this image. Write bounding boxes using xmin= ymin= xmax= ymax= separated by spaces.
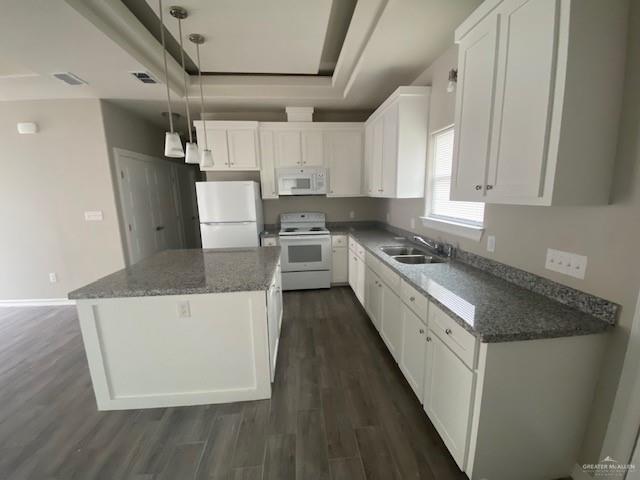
xmin=49 ymin=272 xmax=57 ymax=283
xmin=410 ymin=218 xmax=416 ymax=229
xmin=545 ymin=249 xmax=570 ymax=274
xmin=487 ymin=235 xmax=496 ymax=253
xmin=349 ymin=211 xmax=355 ymax=219
xmin=177 ymin=301 xmax=191 ymax=318
xmin=568 ymin=253 xmax=588 ymax=279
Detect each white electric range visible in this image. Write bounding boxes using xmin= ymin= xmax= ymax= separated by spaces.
xmin=278 ymin=212 xmax=331 ymax=290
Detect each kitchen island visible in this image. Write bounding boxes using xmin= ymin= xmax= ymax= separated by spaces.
xmin=68 ymin=247 xmax=282 ymax=411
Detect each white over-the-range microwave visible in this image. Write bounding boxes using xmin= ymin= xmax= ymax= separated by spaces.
xmin=276 ymin=167 xmax=327 ymax=195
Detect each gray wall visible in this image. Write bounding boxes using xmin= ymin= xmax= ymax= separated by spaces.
xmin=0 ymin=99 xmax=125 ymax=299
xmin=205 ymin=171 xmax=384 ymax=225
xmin=0 ymin=99 xmax=172 ymax=300
xmin=384 ymin=9 xmax=640 ymax=465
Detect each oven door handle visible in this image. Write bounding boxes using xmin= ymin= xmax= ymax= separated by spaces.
xmin=279 ymin=235 xmax=330 ymax=242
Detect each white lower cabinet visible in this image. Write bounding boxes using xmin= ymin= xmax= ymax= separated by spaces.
xmin=423 ymin=328 xmax=474 ymax=469
xmin=331 ymin=246 xmax=348 ymax=284
xmin=380 ymin=284 xmax=402 ymax=362
xmin=266 ymin=266 xmax=283 ymax=382
xmin=399 ymin=303 xmax=427 ymax=401
xmin=365 ymin=267 xmax=382 ymax=331
xmin=348 ymin=240 xmax=365 ymax=306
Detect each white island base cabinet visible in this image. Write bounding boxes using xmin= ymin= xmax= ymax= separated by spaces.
xmin=76 ymin=290 xmax=276 ymax=411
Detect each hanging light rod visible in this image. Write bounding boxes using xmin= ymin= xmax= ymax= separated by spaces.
xmin=170 ymin=5 xmax=198 ymax=164
xmin=158 ymin=0 xmax=184 ymax=158
xmin=189 ymin=33 xmax=213 ymax=168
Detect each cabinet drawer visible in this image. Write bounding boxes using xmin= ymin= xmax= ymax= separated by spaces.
xmin=400 ymin=280 xmax=428 ymax=320
xmin=428 ymin=303 xmax=477 ymax=368
xmin=332 ymin=235 xmax=347 ymax=247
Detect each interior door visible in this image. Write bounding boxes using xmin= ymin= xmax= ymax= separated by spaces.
xmin=486 ymin=0 xmax=560 ymax=201
xmin=227 ymin=129 xmax=258 ymax=169
xmin=275 ymin=130 xmax=302 ymax=167
xmin=325 ymin=130 xmax=363 ymax=197
xmin=423 ymin=329 xmax=474 ymax=469
xmin=153 ymin=165 xmax=182 ymax=249
xmin=451 ymin=13 xmax=500 ymax=201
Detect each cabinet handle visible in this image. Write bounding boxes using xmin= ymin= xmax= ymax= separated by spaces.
xmin=445 ymin=328 xmax=452 ymax=335
xmin=426 ymin=336 xmax=432 ymax=342
xmin=419 ymin=328 xmax=424 ymax=334
xmin=409 ymin=296 xmax=415 ymax=302
xmin=486 ymin=185 xmax=494 ymax=190
xmin=474 ymin=185 xmax=482 ymax=191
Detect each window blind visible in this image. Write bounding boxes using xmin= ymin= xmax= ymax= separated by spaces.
xmin=428 ymin=127 xmax=484 ymax=226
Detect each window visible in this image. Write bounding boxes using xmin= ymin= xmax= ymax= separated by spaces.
xmin=423 ymin=126 xmax=485 ymax=239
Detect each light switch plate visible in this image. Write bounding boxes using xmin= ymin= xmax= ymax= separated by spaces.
xmin=177 ymin=301 xmax=191 ymax=318
xmin=487 ymin=235 xmax=496 ymax=253
xmin=84 ymin=210 xmax=103 ymax=221
xmin=49 ymin=272 xmax=57 ymax=283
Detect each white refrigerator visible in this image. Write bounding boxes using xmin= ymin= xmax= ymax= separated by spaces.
xmin=196 ymin=181 xmax=264 ymax=248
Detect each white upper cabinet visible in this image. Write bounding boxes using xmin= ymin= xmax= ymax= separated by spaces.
xmin=452 ymin=0 xmax=626 ymax=205
xmin=365 ymin=86 xmax=430 ymax=198
xmin=270 ymin=126 xmax=325 ymax=168
xmin=258 ymin=129 xmax=278 ymax=199
xmin=274 ymin=129 xmax=302 ymax=167
xmin=324 ymin=127 xmax=363 ymax=197
xmin=301 ymin=130 xmax=324 ymax=166
xmin=194 ymin=121 xmax=259 ymax=171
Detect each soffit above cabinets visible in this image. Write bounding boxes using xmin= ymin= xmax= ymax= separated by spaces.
xmin=140 ymin=0 xmax=348 ymax=75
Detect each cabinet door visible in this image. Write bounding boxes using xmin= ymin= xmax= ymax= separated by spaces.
xmin=356 ymin=253 xmax=366 ymax=305
xmin=364 ymin=123 xmax=373 ymax=195
xmin=227 ymin=129 xmax=258 ymax=169
xmin=380 ymin=284 xmax=403 ymax=362
xmin=301 ymin=130 xmax=324 ymax=166
xmin=331 ymin=246 xmax=348 ymax=284
xmin=423 ymin=329 xmax=474 ymax=469
xmin=381 ymin=104 xmax=399 ymax=197
xmin=199 ymin=128 xmax=229 ymax=170
xmin=275 ymin=130 xmax=302 ymax=167
xmin=370 ymin=117 xmax=384 ymax=196
xmin=325 ymin=130 xmax=363 ymax=197
xmin=259 ymin=130 xmax=278 ymax=199
xmin=451 ymin=13 xmax=499 ymax=201
xmin=400 ymin=304 xmax=427 ymax=402
xmin=365 ymin=267 xmax=382 ymax=331
xmin=486 ymin=0 xmax=560 ymax=201
xmin=348 ymin=250 xmax=358 ymax=296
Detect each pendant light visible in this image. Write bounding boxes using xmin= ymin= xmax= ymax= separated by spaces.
xmin=158 ymin=0 xmax=184 ymax=158
xmin=189 ymin=33 xmax=213 ymax=167
xmin=170 ymin=6 xmax=198 ymax=164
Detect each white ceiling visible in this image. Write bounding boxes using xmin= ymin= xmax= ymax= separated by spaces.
xmin=0 ymin=0 xmax=483 ymax=129
xmin=144 ymin=0 xmax=334 ymax=75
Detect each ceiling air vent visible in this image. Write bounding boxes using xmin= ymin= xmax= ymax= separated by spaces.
xmin=130 ymin=71 xmax=159 ymax=84
xmin=52 ymin=72 xmax=87 ymax=85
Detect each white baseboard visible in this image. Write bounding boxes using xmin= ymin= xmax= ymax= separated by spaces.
xmin=0 ymin=298 xmax=76 ymax=307
xmin=572 ymin=463 xmax=593 ymax=480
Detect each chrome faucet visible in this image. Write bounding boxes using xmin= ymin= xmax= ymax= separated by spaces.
xmin=413 ymin=235 xmax=455 ymax=258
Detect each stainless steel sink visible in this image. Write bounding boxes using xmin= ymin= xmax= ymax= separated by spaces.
xmin=380 ymin=246 xmax=428 ymax=256
xmin=392 ymin=254 xmax=446 ymax=265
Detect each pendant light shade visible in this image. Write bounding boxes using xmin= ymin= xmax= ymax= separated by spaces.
xmin=185 ymin=142 xmax=199 ymax=164
xmin=200 ymin=148 xmax=214 ymax=167
xmin=159 ymin=0 xmax=184 ymax=158
xmin=165 ymin=132 xmax=184 ymax=157
xmin=189 ymin=33 xmax=213 ymax=168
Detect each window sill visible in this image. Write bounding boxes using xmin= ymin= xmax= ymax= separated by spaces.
xmin=419 ymin=216 xmax=485 ymax=242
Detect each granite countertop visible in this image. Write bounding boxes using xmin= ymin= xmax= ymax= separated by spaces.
xmin=347 ymin=229 xmax=612 ymax=343
xmin=69 ymin=247 xmax=281 ymax=300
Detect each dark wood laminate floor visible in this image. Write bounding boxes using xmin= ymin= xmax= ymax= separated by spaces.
xmin=0 ymin=287 xmax=466 ymax=480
